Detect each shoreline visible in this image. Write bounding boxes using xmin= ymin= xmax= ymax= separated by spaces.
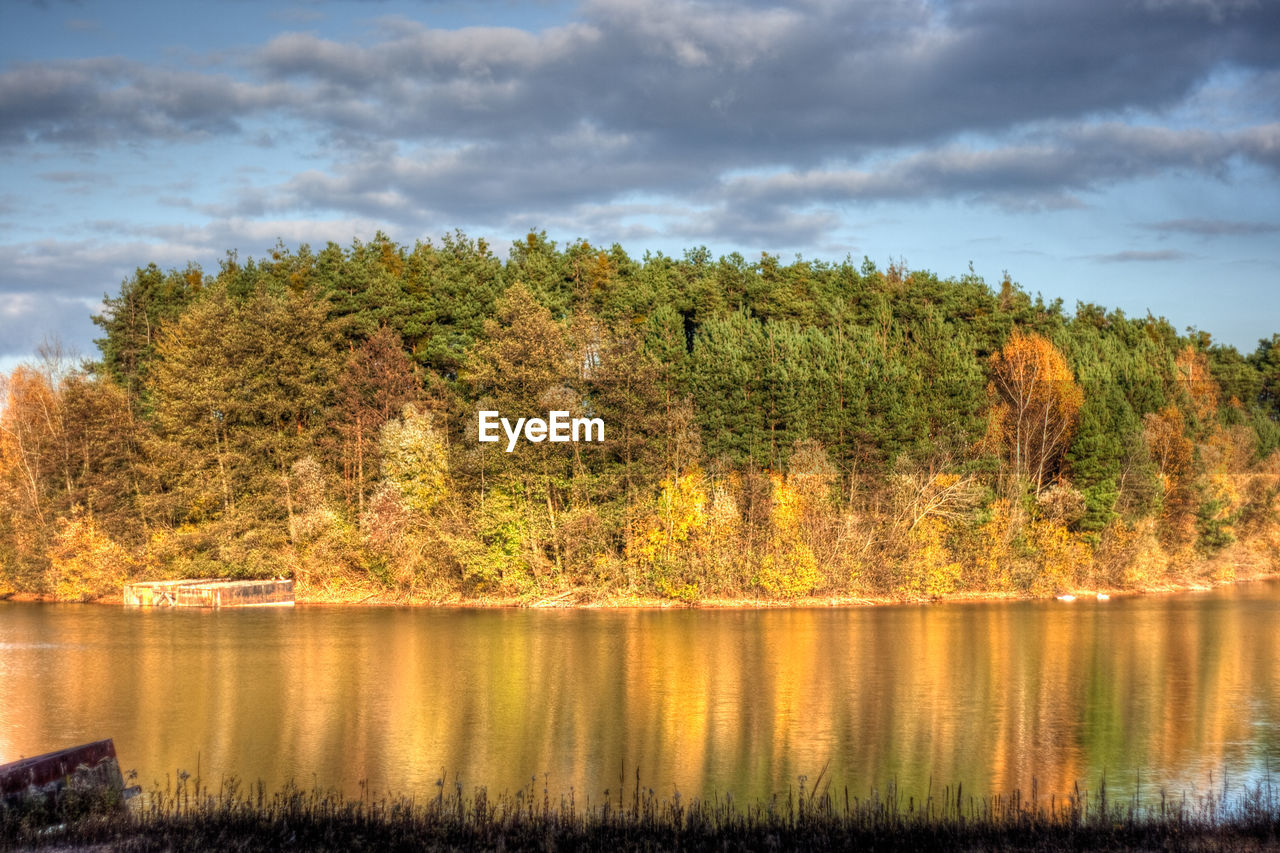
xmin=4 ymin=570 xmax=1276 ymax=609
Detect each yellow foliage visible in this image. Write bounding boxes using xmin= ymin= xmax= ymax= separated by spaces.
xmin=973 ymin=499 xmax=1017 ymax=591
xmin=644 ymin=469 xmax=707 ymax=553
xmin=631 ymin=469 xmax=714 ymax=598
xmin=653 ymin=575 xmax=700 ymax=602
xmin=703 ymin=482 xmax=745 ymax=585
xmin=1205 ymin=472 xmax=1241 ymax=517
xmin=379 ymin=404 xmax=449 ymax=515
xmin=0 ymin=366 xmax=58 ymax=528
xmin=755 ymin=546 xmax=822 ymax=599
xmin=706 ymin=484 xmax=739 ymax=539
xmin=769 ymin=473 xmax=802 ymax=535
xmin=1143 ymin=406 xmax=1197 ymax=545
xmin=898 ymin=517 xmax=963 ymax=599
xmin=47 ymin=512 xmax=135 ymax=601
xmin=1175 ymin=345 xmax=1219 ymax=423
xmin=1118 ymin=520 xmax=1169 ymax=589
xmin=1028 ymin=519 xmax=1090 ymax=596
xmin=296 ymin=507 xmax=366 ymax=588
xmin=750 ymin=473 xmax=826 ymax=598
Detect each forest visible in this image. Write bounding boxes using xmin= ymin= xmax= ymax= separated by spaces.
xmin=1 ymin=232 xmax=1278 ymax=603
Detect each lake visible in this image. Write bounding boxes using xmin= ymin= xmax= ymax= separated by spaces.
xmin=2 ymin=581 xmax=1278 ymax=805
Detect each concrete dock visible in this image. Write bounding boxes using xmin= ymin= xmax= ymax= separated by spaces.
xmin=123 ymin=578 xmax=294 ymax=607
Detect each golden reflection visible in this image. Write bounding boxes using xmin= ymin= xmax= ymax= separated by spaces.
xmin=1 ymin=583 xmax=1278 ymax=803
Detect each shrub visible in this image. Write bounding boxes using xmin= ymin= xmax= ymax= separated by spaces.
xmin=46 ymin=510 xmax=136 ymax=601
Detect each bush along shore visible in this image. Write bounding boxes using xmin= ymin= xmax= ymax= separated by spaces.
xmin=2 ymin=234 xmax=1279 ymax=605
xmin=3 ymin=770 xmax=1279 ymax=852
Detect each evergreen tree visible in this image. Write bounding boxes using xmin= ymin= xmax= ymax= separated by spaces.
xmin=92 ymin=262 xmax=205 ymax=403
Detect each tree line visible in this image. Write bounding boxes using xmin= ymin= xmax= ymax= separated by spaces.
xmin=2 ymin=232 xmax=1278 ymax=601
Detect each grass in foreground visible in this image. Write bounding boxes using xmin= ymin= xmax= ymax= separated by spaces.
xmin=3 ymin=772 xmax=1278 ymax=852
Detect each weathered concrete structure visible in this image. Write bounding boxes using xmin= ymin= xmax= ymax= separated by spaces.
xmin=0 ymin=738 xmax=138 ymax=807
xmin=123 ymin=578 xmax=294 ymax=607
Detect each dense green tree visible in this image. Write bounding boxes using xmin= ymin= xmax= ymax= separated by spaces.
xmin=1250 ymin=334 xmax=1280 ymax=417
xmin=147 ymin=285 xmax=339 ymax=529
xmin=92 ymin=262 xmax=205 ymax=402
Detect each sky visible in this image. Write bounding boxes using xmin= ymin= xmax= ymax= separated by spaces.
xmin=2 ymin=0 xmax=1278 ymax=373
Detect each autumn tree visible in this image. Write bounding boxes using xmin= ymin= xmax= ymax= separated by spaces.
xmin=58 ymin=374 xmax=145 ymax=539
xmin=334 ymin=326 xmax=420 ymax=512
xmin=1176 ymin=344 xmax=1220 ymax=427
xmin=360 ymin=403 xmax=455 ymax=593
xmin=7 ymin=233 xmax=1278 ymax=602
xmin=0 ymin=366 xmax=62 ymax=587
xmin=988 ymin=331 xmax=1083 ymax=494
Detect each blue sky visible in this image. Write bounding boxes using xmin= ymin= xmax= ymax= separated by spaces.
xmin=2 ymin=0 xmax=1278 ymax=371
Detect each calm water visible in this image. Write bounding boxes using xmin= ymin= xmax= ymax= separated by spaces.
xmin=2 ymin=582 xmax=1278 ymax=803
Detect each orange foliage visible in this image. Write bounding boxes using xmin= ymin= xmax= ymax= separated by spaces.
xmin=573 ymin=246 xmax=616 ymax=295
xmin=0 ymin=366 xmax=61 ymax=524
xmin=1144 ymin=406 xmax=1193 ymax=483
xmin=1143 ymin=406 xmax=1195 ymax=546
xmin=987 ymin=332 xmax=1083 ymax=494
xmin=1175 ymin=346 xmax=1219 ymax=423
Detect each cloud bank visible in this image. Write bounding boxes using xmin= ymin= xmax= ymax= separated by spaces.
xmin=2 ymin=0 xmax=1278 ymax=357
